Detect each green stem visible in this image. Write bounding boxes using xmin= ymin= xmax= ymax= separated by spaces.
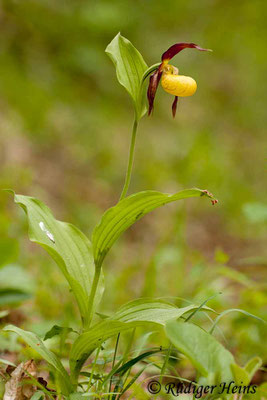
xmin=119 ymin=118 xmax=138 ymax=201
xmin=85 ymin=268 xmax=101 ymax=330
xmin=156 ymin=344 xmax=172 ymax=400
xmin=87 ymin=345 xmax=101 ymax=391
xmin=109 ymin=333 xmax=121 ymax=398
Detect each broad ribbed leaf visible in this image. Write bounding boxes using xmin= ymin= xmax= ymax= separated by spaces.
xmin=70 ymin=320 xmax=137 ymax=382
xmin=13 ymin=193 xmax=104 ymax=326
xmin=105 ymin=33 xmax=148 ymax=120
xmin=70 ymin=298 xmax=211 ymax=380
xmin=3 ymin=325 xmax=73 ymax=394
xmin=165 ymin=321 xmax=235 ymax=385
xmin=92 ymin=189 xmax=216 ymax=268
xmin=113 ymin=298 xmax=211 ymax=324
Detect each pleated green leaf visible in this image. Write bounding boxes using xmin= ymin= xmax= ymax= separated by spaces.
xmin=113 ymin=298 xmax=211 ymax=324
xmin=13 ymin=193 xmax=104 ymax=327
xmin=105 ymin=33 xmax=148 ymax=120
xmin=70 ymin=298 xmax=212 ymax=381
xmin=165 ymin=321 xmax=235 ymax=385
xmin=92 ymin=188 xmax=216 ymax=268
xmin=70 ymin=320 xmax=138 ymax=382
xmin=4 ymin=325 xmax=73 ymax=395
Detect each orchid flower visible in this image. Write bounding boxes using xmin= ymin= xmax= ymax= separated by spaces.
xmin=147 ymin=43 xmax=212 ymax=117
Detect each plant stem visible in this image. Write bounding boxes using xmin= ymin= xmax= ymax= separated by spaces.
xmin=85 ymin=268 xmax=101 ymax=330
xmin=156 ymin=344 xmax=172 ymax=400
xmin=109 ymin=333 xmax=121 ymax=398
xmin=119 ymin=118 xmax=138 ymax=201
xmin=87 ymin=345 xmax=101 ymax=391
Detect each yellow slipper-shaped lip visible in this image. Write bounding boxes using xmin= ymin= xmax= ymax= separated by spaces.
xmin=161 ymin=74 xmax=197 ymax=97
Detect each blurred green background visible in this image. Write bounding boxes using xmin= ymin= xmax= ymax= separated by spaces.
xmin=0 ymin=0 xmax=266 ymax=369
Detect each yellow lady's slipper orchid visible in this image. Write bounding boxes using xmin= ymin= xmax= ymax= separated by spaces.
xmin=147 ymin=42 xmax=211 ymax=117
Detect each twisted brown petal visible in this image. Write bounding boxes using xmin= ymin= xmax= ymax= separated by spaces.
xmin=147 ymin=68 xmax=163 ymax=115
xmin=162 ymin=43 xmax=211 ymax=62
xmin=172 ymin=96 xmax=178 ymax=118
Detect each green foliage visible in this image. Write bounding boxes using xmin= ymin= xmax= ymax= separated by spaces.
xmin=70 ymin=298 xmax=208 ymax=381
xmin=230 ymin=356 xmax=262 ymax=388
xmin=7 ymin=180 xmax=220 ymax=395
xmin=112 ymin=298 xmax=212 ymax=323
xmin=30 ymin=391 xmax=46 ymax=400
xmin=92 ymin=188 xmax=215 ymax=268
xmin=165 ymin=320 xmax=235 ymax=384
xmin=209 ymin=308 xmax=266 ymax=334
xmin=67 ymin=394 xmax=85 ymax=400
xmin=105 ymin=33 xmax=148 ymax=120
xmin=12 ymin=193 xmax=104 ymax=328
xmin=3 ymin=325 xmax=73 ymax=395
xmin=43 ymin=325 xmax=76 ymax=341
xmin=230 ymin=357 xmax=262 ymax=393
xmin=6 ymin=184 xmax=225 ymax=396
xmin=244 ymin=356 xmax=262 ymax=381
xmin=231 ymin=363 xmax=251 ymax=386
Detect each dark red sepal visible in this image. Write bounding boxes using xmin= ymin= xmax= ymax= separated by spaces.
xmin=172 ymin=96 xmax=178 ymax=118
xmin=147 ymin=68 xmax=163 ymax=115
xmin=162 ymin=42 xmax=211 ymax=62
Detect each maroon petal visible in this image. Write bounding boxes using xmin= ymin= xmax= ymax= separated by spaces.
xmin=162 ymin=43 xmax=211 ymax=62
xmin=172 ymin=96 xmax=178 ymax=118
xmin=147 ymin=68 xmax=163 ymax=115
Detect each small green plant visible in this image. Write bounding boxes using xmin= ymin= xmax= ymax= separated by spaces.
xmin=2 ymin=33 xmax=264 ymax=399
